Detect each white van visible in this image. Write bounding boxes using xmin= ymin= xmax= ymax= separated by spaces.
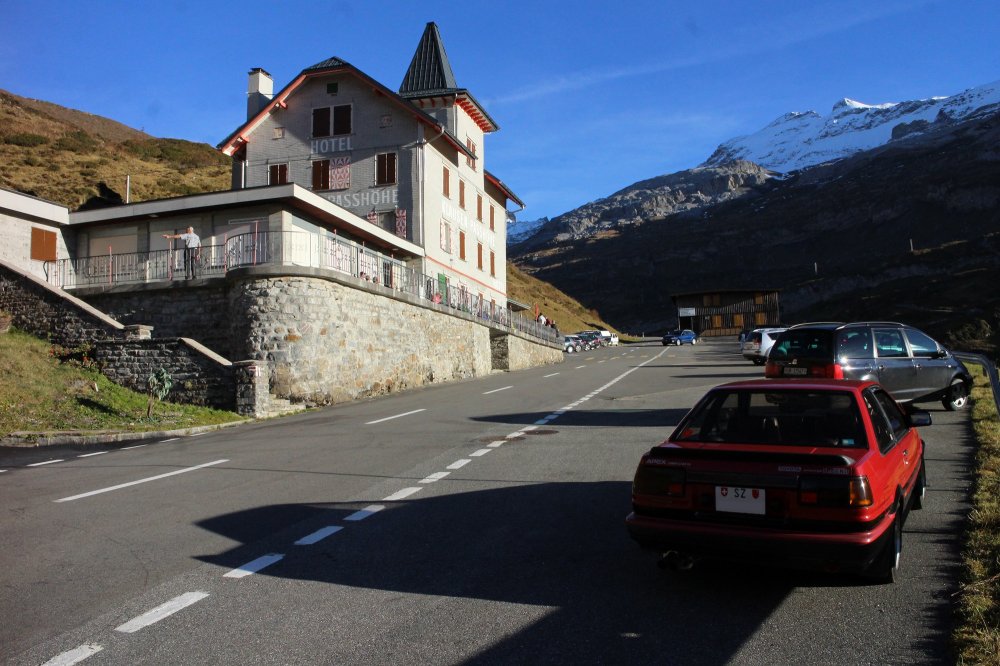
xmin=599 ymin=330 xmax=620 ymax=346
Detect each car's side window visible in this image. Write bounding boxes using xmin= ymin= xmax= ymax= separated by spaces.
xmin=863 ymin=390 xmax=896 ymax=453
xmin=872 ymin=388 xmax=907 ymax=440
xmin=874 ymin=328 xmax=908 ymax=358
xmin=836 ymin=329 xmax=873 ymax=359
xmin=904 ymin=328 xmax=940 ymax=358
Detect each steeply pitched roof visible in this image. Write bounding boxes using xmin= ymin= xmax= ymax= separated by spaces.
xmin=399 ymin=22 xmax=459 ymax=96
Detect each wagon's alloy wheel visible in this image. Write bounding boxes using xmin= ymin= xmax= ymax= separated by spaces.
xmin=942 ymin=378 xmax=968 ymax=411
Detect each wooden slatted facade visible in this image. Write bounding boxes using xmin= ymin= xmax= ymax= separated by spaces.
xmin=672 ymin=290 xmax=781 ymax=338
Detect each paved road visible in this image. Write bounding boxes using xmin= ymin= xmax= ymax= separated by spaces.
xmin=1 ymin=340 xmax=972 ymax=664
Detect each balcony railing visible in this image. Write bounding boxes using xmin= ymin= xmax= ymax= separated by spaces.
xmin=47 ymin=231 xmax=557 ymax=343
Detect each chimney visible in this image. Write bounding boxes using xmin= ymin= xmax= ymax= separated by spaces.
xmin=247 ymin=68 xmax=274 ymax=120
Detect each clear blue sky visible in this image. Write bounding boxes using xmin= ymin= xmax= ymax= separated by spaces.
xmin=2 ymin=0 xmax=998 ymax=220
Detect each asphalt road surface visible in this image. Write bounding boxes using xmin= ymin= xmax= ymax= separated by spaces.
xmin=0 ymin=340 xmax=973 ymax=665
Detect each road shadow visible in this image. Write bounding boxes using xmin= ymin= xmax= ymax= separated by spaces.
xmin=193 ymin=481 xmax=822 ymax=664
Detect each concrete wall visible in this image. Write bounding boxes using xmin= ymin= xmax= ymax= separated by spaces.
xmin=0 ymin=189 xmax=72 ymax=282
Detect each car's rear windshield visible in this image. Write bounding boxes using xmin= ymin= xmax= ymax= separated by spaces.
xmin=672 ymin=389 xmax=865 ymax=448
xmin=769 ymin=329 xmax=834 ymax=360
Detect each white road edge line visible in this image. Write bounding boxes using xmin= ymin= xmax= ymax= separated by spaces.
xmin=28 ymin=459 xmax=64 ymax=467
xmin=447 ymin=459 xmax=471 ymax=470
xmin=42 ymin=643 xmax=103 ymax=666
xmin=295 ymin=526 xmax=343 ymax=546
xmin=483 ymin=385 xmax=513 ymax=395
xmin=383 ymin=487 xmax=422 ymax=501
xmin=224 ymin=554 xmax=284 ymax=579
xmin=365 ymin=408 xmax=426 ymax=425
xmin=115 ymin=591 xmax=209 ymax=633
xmin=345 ymin=505 xmax=384 ymax=521
xmin=54 ymin=459 xmax=229 ymax=503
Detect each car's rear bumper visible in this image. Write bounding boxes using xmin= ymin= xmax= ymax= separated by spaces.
xmin=625 ymin=511 xmax=892 ymax=573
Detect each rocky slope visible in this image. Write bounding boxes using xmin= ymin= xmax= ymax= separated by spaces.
xmin=514 ymin=161 xmax=773 ymax=250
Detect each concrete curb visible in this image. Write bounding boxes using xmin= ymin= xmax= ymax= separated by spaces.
xmin=0 ymin=418 xmax=253 ymax=449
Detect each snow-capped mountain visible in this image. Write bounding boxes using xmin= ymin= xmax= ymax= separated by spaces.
xmin=507 ymin=216 xmax=549 ymax=244
xmin=703 ymin=80 xmax=1000 ymax=173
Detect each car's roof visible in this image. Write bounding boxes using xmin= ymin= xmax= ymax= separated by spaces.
xmin=713 ymin=378 xmax=874 ymax=392
xmin=788 ymin=321 xmax=906 ymax=331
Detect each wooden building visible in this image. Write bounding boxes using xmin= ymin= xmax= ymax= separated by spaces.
xmin=672 ymin=290 xmax=781 ymax=338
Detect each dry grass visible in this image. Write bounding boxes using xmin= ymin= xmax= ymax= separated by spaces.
xmin=954 ymin=363 xmax=1000 ymax=664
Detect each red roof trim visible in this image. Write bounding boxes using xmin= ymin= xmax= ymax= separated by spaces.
xmin=218 ymin=66 xmax=471 ymax=158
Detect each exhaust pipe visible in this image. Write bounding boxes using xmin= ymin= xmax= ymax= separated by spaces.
xmin=658 ymin=551 xmax=695 ymax=571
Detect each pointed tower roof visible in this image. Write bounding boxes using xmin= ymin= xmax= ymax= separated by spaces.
xmin=400 ymin=22 xmax=459 ymax=96
xmin=399 ymin=22 xmax=498 ymax=133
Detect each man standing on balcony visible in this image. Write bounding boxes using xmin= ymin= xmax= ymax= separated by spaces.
xmin=162 ymin=226 xmax=201 ymax=279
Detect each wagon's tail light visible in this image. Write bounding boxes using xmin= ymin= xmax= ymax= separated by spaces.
xmin=633 ymin=463 xmax=686 ymax=497
xmin=811 ymin=363 xmax=844 ymax=379
xmin=799 ymin=475 xmax=872 ymax=507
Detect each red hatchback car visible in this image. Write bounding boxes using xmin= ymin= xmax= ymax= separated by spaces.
xmin=626 ymin=378 xmax=929 ymax=582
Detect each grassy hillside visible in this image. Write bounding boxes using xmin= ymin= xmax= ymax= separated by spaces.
xmin=507 ymin=263 xmax=626 ymax=338
xmin=0 ymin=328 xmax=241 ymax=437
xmin=0 ymin=89 xmax=230 ymax=209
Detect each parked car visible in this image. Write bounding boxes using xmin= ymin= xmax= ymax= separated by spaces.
xmin=563 ymin=335 xmax=584 ymax=353
xmin=599 ymin=330 xmax=620 ymax=346
xmin=765 ymin=322 xmax=972 ymax=410
xmin=662 ymin=329 xmax=698 ymax=346
xmin=741 ymin=327 xmax=787 ymax=364
xmin=577 ymin=330 xmax=605 ymax=348
xmin=626 ymin=378 xmax=929 ymax=582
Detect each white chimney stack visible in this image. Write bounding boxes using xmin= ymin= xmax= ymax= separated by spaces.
xmin=247 ymin=68 xmax=274 ymax=120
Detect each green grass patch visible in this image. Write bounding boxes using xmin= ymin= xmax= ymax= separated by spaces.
xmin=0 ymin=329 xmax=242 ymax=437
xmin=954 ymin=363 xmax=1000 ymax=664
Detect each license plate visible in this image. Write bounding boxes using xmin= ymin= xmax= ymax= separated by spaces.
xmin=716 ymin=486 xmax=766 ymax=514
xmin=783 ymin=367 xmax=807 ymax=376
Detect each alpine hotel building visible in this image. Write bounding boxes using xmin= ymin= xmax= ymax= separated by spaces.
xmin=218 ymin=22 xmax=522 ymax=309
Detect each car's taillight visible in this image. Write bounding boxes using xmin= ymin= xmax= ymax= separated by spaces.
xmin=808 ymin=363 xmax=844 ymax=379
xmin=633 ymin=463 xmax=686 ymax=497
xmin=799 ymin=475 xmax=872 ymax=507
xmin=764 ymin=362 xmax=780 ymax=377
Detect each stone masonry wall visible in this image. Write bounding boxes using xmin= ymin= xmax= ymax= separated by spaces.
xmin=228 ymin=275 xmax=494 ymax=404
xmin=0 ymin=259 xmax=124 ymax=346
xmin=94 ymin=338 xmax=236 ymax=410
xmin=492 ymin=332 xmax=564 ymax=372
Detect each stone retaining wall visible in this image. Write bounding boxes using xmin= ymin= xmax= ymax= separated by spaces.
xmin=493 ymin=332 xmax=564 ymax=371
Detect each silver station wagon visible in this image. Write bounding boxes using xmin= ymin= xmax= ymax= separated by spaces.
xmin=765 ymin=322 xmax=972 ymax=410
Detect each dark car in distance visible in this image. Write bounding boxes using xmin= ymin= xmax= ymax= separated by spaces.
xmin=626 ymin=378 xmax=929 ymax=582
xmin=765 ymin=322 xmax=971 ymax=410
xmin=662 ymin=329 xmax=699 ymax=346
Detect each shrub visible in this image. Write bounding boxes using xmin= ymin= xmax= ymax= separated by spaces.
xmin=53 ymin=130 xmax=99 ymax=153
xmin=4 ymin=132 xmax=49 ymax=147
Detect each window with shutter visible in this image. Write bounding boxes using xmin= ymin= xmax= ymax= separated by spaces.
xmin=376 ymin=152 xmax=397 ymax=185
xmin=312 ymin=159 xmax=331 ymax=190
xmin=333 ymin=104 xmax=352 ymax=135
xmin=312 ymin=108 xmax=331 ymax=137
xmin=30 ymin=227 xmax=57 ymax=262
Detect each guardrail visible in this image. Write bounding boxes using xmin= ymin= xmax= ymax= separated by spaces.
xmin=955 ymin=352 xmax=1000 ymax=415
xmin=46 ymin=231 xmax=557 ymax=344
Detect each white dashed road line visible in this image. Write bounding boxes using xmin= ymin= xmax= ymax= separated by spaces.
xmin=294 ymin=526 xmax=343 ymax=546
xmin=383 ymin=487 xmax=422 ymax=501
xmin=115 ymin=591 xmax=210 ymax=633
xmin=54 ymin=459 xmax=229 ymax=503
xmin=365 ymin=408 xmax=426 ymax=425
xmin=345 ymin=505 xmax=384 ymax=521
xmin=77 ymin=452 xmax=107 ymax=458
xmin=470 ymin=448 xmax=492 ymax=457
xmin=28 ymin=459 xmax=64 ymax=467
xmin=482 ymin=385 xmax=512 ymax=395
xmin=120 ymin=444 xmax=146 ymax=450
xmin=447 ymin=459 xmax=471 ymax=470
xmin=543 ymin=372 xmax=559 ymax=377
xmin=420 ymin=471 xmax=451 ymax=483
xmin=42 ymin=643 xmax=103 ymax=666
xmin=223 ymin=554 xmax=284 ymax=579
